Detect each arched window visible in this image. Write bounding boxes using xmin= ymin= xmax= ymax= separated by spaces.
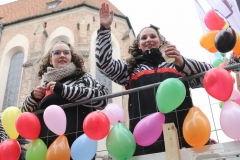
xmin=95 ymin=68 xmax=112 ymax=103
xmin=2 ymin=52 xmax=24 ymax=110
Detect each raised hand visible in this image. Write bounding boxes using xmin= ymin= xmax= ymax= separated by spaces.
xmin=164 ymin=45 xmax=184 ymax=68
xmin=100 ymin=3 xmax=114 ymax=29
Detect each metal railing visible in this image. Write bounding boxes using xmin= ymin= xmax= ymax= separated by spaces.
xmin=34 ymin=63 xmax=240 ymax=115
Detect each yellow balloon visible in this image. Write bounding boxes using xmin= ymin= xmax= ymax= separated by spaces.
xmin=222 ymin=23 xmax=229 ymax=29
xmin=223 ymin=24 xmax=239 ymax=37
xmin=2 ymin=106 xmax=22 ymax=139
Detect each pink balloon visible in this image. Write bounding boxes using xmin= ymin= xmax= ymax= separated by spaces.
xmin=235 ymin=97 xmax=240 ymax=104
xmin=102 ymin=103 xmax=125 ymax=125
xmin=220 ymin=101 xmax=240 ymax=139
xmin=230 ymin=88 xmax=240 ymax=101
xmin=43 ymin=105 xmax=66 ymax=135
xmin=133 ymin=112 xmax=165 ymax=146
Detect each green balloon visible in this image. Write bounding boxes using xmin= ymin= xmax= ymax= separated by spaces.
xmin=106 ymin=122 xmax=136 ymax=160
xmin=219 ymin=102 xmax=223 ymax=109
xmin=156 ymin=78 xmax=186 ymax=114
xmin=220 ymin=53 xmax=226 ymax=57
xmin=213 ymin=59 xmax=224 ymax=67
xmin=26 ymin=139 xmax=47 ymax=160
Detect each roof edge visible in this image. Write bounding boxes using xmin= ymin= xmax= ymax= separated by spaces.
xmin=2 ymin=2 xmax=135 ymax=36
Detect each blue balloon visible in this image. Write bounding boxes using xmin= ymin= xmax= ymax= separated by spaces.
xmin=208 ymin=52 xmax=223 ymax=65
xmin=71 ymin=134 xmax=98 ymax=160
xmin=215 ymin=52 xmax=224 ymax=59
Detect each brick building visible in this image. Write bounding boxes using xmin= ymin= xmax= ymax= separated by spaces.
xmin=0 ymin=0 xmax=135 ymax=110
xmin=0 ymin=0 xmax=135 ymax=157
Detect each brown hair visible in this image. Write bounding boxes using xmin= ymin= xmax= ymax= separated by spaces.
xmin=126 ymin=25 xmax=170 ymax=73
xmin=38 ymin=41 xmax=85 ymax=79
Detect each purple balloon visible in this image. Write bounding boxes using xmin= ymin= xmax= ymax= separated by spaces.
xmin=235 ymin=97 xmax=240 ymax=104
xmin=220 ymin=101 xmax=240 ymax=139
xmin=133 ymin=112 xmax=165 ymax=146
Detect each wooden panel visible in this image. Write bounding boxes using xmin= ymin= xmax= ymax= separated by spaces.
xmin=163 ymin=123 xmax=180 ymax=160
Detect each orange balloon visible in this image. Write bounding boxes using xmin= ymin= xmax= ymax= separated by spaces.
xmin=207 ymin=46 xmax=218 ymax=53
xmin=46 ymin=135 xmax=70 ymax=160
xmin=233 ymin=36 xmax=240 ymax=56
xmin=200 ymin=30 xmax=219 ymax=50
xmin=183 ymin=106 xmax=211 ymax=147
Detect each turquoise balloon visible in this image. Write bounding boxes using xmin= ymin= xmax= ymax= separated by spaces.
xmin=213 ymin=58 xmax=224 ymax=67
xmin=26 ymin=139 xmax=47 ymax=160
xmin=156 ymin=78 xmax=186 ymax=114
xmin=106 ymin=122 xmax=136 ymax=160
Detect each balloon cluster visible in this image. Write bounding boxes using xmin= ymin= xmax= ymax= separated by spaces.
xmin=0 ymin=103 xmax=131 ymax=160
xmin=200 ymin=9 xmax=240 ymax=69
xmin=2 ymin=72 xmax=240 ymax=159
xmin=155 ymin=78 xmax=211 ymax=147
xmin=203 ymin=67 xmax=240 ymax=140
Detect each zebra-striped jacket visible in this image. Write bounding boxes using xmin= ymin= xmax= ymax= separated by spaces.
xmin=95 ymin=29 xmax=213 ymax=132
xmin=20 ymin=72 xmax=109 ymax=112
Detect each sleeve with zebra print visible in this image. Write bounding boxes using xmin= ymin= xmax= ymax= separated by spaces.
xmin=19 ymin=94 xmax=40 ymax=112
xmin=19 ymin=82 xmax=48 ymax=112
xmin=179 ymin=57 xmax=214 ymax=88
xmin=95 ymin=29 xmax=130 ymax=86
xmin=56 ymin=73 xmax=109 ymax=110
xmin=0 ymin=118 xmax=9 ymax=143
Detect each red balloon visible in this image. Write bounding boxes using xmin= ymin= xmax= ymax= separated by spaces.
xmin=83 ymin=111 xmax=110 ymax=140
xmin=218 ymin=62 xmax=231 ymax=73
xmin=0 ymin=139 xmax=21 ymax=160
xmin=16 ymin=112 xmax=41 ymax=140
xmin=0 ymin=142 xmax=2 ymax=159
xmin=204 ymin=9 xmax=225 ymax=30
xmin=203 ymin=68 xmax=233 ymax=101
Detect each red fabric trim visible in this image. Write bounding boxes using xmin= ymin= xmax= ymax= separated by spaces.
xmin=131 ymin=68 xmax=183 ymax=81
xmin=41 ymin=90 xmax=52 ymax=102
xmin=125 ymin=85 xmax=130 ymax=90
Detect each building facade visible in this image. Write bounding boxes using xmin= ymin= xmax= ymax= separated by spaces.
xmin=0 ymin=0 xmax=135 ymax=112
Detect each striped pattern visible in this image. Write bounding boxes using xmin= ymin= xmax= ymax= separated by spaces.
xmin=20 ymin=72 xmax=109 ymax=112
xmin=96 ymin=29 xmax=213 ymax=88
xmin=0 ymin=119 xmax=8 ymax=143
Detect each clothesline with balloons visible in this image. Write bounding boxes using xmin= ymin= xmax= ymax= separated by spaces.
xmin=1 ymin=66 xmax=240 ymax=160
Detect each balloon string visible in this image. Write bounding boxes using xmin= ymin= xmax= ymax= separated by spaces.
xmin=213 ymin=9 xmax=231 ymax=28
